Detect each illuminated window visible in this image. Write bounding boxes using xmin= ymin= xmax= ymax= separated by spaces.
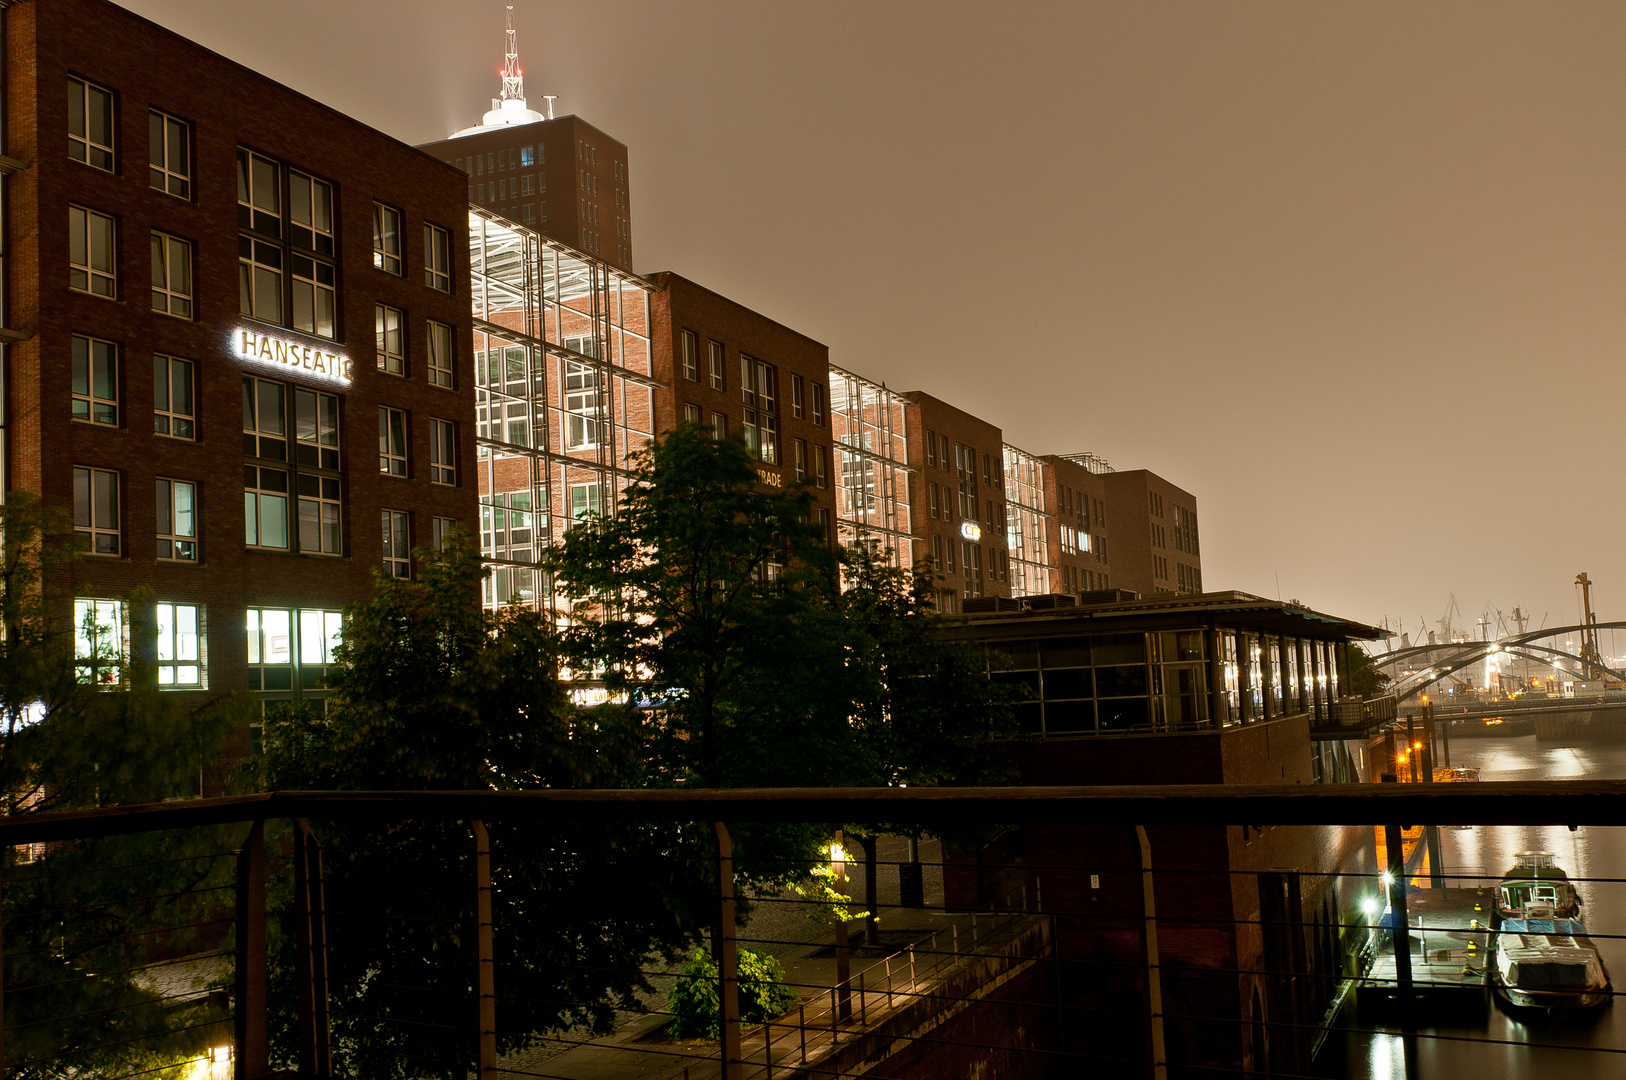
xmin=372 ymin=203 xmax=402 ymax=274
xmin=73 ymin=467 xmax=119 ymax=555
xmin=246 ymin=608 xmax=292 ymax=690
xmin=427 ymin=320 xmax=455 ymax=388
xmin=71 ymin=334 xmax=118 ymax=426
xmin=155 ymin=603 xmax=201 ymax=687
xmin=69 ymin=206 xmax=116 ymax=297
xmin=156 ymin=478 xmax=197 ymax=561
xmin=74 ymin=599 xmax=125 ymax=685
xmin=424 ymin=223 xmax=451 ymax=292
xmin=150 ymin=232 xmax=193 ymax=318
xmin=148 ymin=109 xmax=190 ymax=198
xmin=520 ymin=145 xmax=537 ymax=166
xmin=383 ymin=510 xmax=410 ymax=579
xmin=154 ymin=355 xmax=194 ymax=440
xmin=429 ymin=418 xmax=456 ymax=485
xmin=376 ymin=304 xmax=405 ymax=375
xmin=68 ymin=77 xmax=114 ymax=171
xmin=379 ymin=407 xmax=407 ymax=476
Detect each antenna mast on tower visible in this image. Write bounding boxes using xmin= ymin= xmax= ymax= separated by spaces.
xmin=500 ymin=4 xmax=524 ymax=103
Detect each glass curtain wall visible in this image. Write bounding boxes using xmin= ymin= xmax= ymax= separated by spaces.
xmin=1002 ymin=444 xmax=1051 ymax=598
xmin=829 ymin=365 xmax=915 ymax=568
xmin=469 ymin=209 xmax=655 ymax=613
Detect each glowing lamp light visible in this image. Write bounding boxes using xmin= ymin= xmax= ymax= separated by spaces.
xmin=1362 ymin=897 xmax=1379 ymax=918
xmin=1381 ymin=871 xmax=1395 ymax=887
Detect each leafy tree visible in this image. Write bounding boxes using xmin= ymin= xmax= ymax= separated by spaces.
xmin=0 ymin=495 xmax=242 ymax=1079
xmin=249 ymin=537 xmax=711 ymax=1078
xmin=544 ymin=423 xmax=858 ymax=794
xmin=667 ymin=946 xmax=796 ymax=1038
xmin=1348 ymin=644 xmax=1392 ymax=699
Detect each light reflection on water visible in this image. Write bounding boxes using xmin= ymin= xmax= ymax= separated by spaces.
xmin=1320 ymin=736 xmax=1626 ymax=1079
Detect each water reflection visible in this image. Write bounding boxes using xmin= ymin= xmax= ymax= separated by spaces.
xmin=1320 ymin=736 xmax=1626 ymax=1079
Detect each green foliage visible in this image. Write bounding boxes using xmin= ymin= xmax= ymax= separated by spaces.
xmin=667 ymin=947 xmax=797 ymax=1039
xmin=1348 ymin=644 xmax=1392 ymax=699
xmin=247 ymin=536 xmax=711 ymax=1078
xmin=788 ymin=859 xmax=865 ymax=928
xmin=0 ymin=495 xmax=243 ymax=1079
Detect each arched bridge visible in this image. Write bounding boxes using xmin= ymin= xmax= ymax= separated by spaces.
xmin=1370 ymin=621 xmax=1626 ymax=701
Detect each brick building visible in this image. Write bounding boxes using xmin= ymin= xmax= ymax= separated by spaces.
xmin=1103 ymin=468 xmax=1202 ymax=597
xmin=904 ymin=392 xmax=1010 ymax=610
xmin=416 ymin=11 xmax=632 ymax=273
xmin=1041 ymin=453 xmax=1113 ymax=595
xmin=3 ymin=0 xmax=475 ymax=732
xmin=646 ymin=272 xmax=838 ymax=539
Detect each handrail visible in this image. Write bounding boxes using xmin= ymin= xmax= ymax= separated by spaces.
xmin=9 ymin=782 xmax=1626 ymax=843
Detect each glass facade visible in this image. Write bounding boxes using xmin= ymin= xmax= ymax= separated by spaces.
xmin=1002 ymin=444 xmax=1050 ymax=598
xmin=468 ymin=209 xmax=654 ymax=612
xmin=828 ymin=365 xmax=915 ymax=568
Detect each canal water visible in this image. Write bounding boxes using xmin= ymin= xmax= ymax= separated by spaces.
xmin=1319 ymin=737 xmax=1626 ymax=1079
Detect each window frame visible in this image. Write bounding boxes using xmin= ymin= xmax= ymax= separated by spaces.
xmin=150 ymin=231 xmax=193 ymax=319
xmin=69 ymin=205 xmax=117 ymax=298
xmin=379 ymin=406 xmax=408 ymax=476
xmin=372 ymin=202 xmax=402 ymax=275
xmin=73 ymin=466 xmax=121 ymax=555
xmin=680 ymin=330 xmax=699 ymax=381
xmin=68 ymin=76 xmax=115 ymax=172
xmin=429 ymin=418 xmax=457 ymax=485
xmin=424 ymin=223 xmax=452 ymax=292
xmin=154 ymin=601 xmax=203 ymax=688
xmin=427 ymin=320 xmax=455 ymax=388
xmin=382 ymin=509 xmax=411 ymax=579
xmin=708 ymin=341 xmax=725 ymax=391
xmin=71 ymin=334 xmax=118 ymax=426
xmin=148 ymin=109 xmax=191 ymax=198
xmin=376 ymin=303 xmax=405 ymax=376
xmin=153 ymin=354 xmax=195 ymax=440
xmin=74 ymin=598 xmax=126 ymax=686
xmin=155 ymin=477 xmax=198 ymax=562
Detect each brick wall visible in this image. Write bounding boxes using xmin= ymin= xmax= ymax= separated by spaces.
xmin=903 ymin=392 xmax=1010 ymax=608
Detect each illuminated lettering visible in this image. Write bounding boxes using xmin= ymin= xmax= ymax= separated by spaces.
xmin=756 ymin=468 xmax=783 ymax=488
xmin=231 ymin=325 xmax=352 ymax=386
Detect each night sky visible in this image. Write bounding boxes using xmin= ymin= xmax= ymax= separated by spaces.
xmin=117 ymin=0 xmax=1626 ymax=641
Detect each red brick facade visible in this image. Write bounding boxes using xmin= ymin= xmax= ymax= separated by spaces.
xmin=903 ymin=393 xmax=1011 ymax=609
xmin=6 ymin=0 xmax=476 ymax=731
xmin=1103 ymin=469 xmax=1202 ymax=598
xmin=1040 ymin=455 xmax=1112 ymax=594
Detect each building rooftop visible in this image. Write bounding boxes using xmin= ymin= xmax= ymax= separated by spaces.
xmin=954 ymin=590 xmax=1385 ymax=641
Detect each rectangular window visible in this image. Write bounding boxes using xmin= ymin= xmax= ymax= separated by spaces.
xmin=424 ymin=223 xmax=451 ymax=291
xmin=430 ymin=418 xmax=456 ymax=485
xmin=246 ymin=608 xmax=293 ymax=689
xmin=570 ymin=483 xmax=602 ymax=521
xmin=521 ymin=145 xmax=537 ymax=166
xmin=238 ymin=236 xmax=283 ymax=322
xmin=71 ymin=334 xmax=118 ymax=426
xmin=432 ymin=516 xmax=458 ymax=550
xmin=815 ymin=445 xmax=828 ymax=489
xmin=684 ymin=403 xmax=701 ymax=423
xmin=932 ymin=533 xmax=945 ymax=570
xmin=379 ymin=407 xmax=408 ymax=476
xmin=299 ymin=610 xmax=343 ymax=666
xmin=925 ymin=431 xmax=936 ymax=468
xmin=791 ymin=374 xmax=805 ymax=419
xmin=794 ymin=438 xmax=807 ymax=481
xmin=681 ymin=330 xmax=699 ymax=381
xmin=289 ymin=170 xmax=334 ymax=256
xmin=74 ymin=598 xmax=125 ymax=685
xmin=565 ymin=362 xmax=603 ymax=449
xmin=708 ymin=342 xmax=725 ymax=390
xmin=290 ymin=253 xmax=336 ymax=338
xmin=68 ymin=77 xmax=114 ymax=171
xmin=427 ymin=320 xmax=455 ymax=388
xmin=155 ymin=602 xmax=201 ymax=687
xmin=156 ymin=478 xmax=197 ymax=561
xmin=373 ymin=203 xmax=402 ymax=274
xmin=376 ymin=304 xmax=405 ymax=375
xmin=383 ymin=510 xmax=410 ymax=579
xmin=73 ymin=466 xmax=120 ymax=555
xmin=711 ymin=412 xmax=727 ymax=439
xmin=150 ymin=232 xmax=193 ymax=318
xmin=297 ymin=473 xmax=342 ymax=555
xmin=244 ymin=466 xmax=289 ymax=549
xmin=237 ymin=149 xmax=282 ymax=236
xmin=243 ymin=376 xmax=288 ymax=460
xmin=154 ymin=355 xmax=194 ymax=439
xmin=812 ymin=383 xmax=825 ymax=426
xmin=740 ymin=355 xmax=778 ymax=464
xmin=294 ymin=388 xmax=341 ymax=470
xmin=69 ymin=206 xmax=116 ymax=297
xmin=149 ymin=109 xmax=190 ymax=198
xmin=929 ymin=482 xmax=939 ymax=519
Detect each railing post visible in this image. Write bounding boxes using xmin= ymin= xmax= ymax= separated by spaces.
xmin=711 ymin=822 xmax=742 ymax=1080
xmin=799 ymin=1004 xmax=807 ymax=1063
xmin=293 ymin=819 xmax=331 ymax=1078
xmin=1385 ymin=821 xmax=1414 ymax=1016
xmin=1135 ymin=825 xmax=1167 ymax=1080
xmin=234 ymin=820 xmax=268 ymax=1080
xmin=832 ymin=826 xmax=851 ymax=1023
xmin=1 ymin=846 xmax=6 ymax=1080
xmin=472 ymin=820 xmax=497 ymax=1080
